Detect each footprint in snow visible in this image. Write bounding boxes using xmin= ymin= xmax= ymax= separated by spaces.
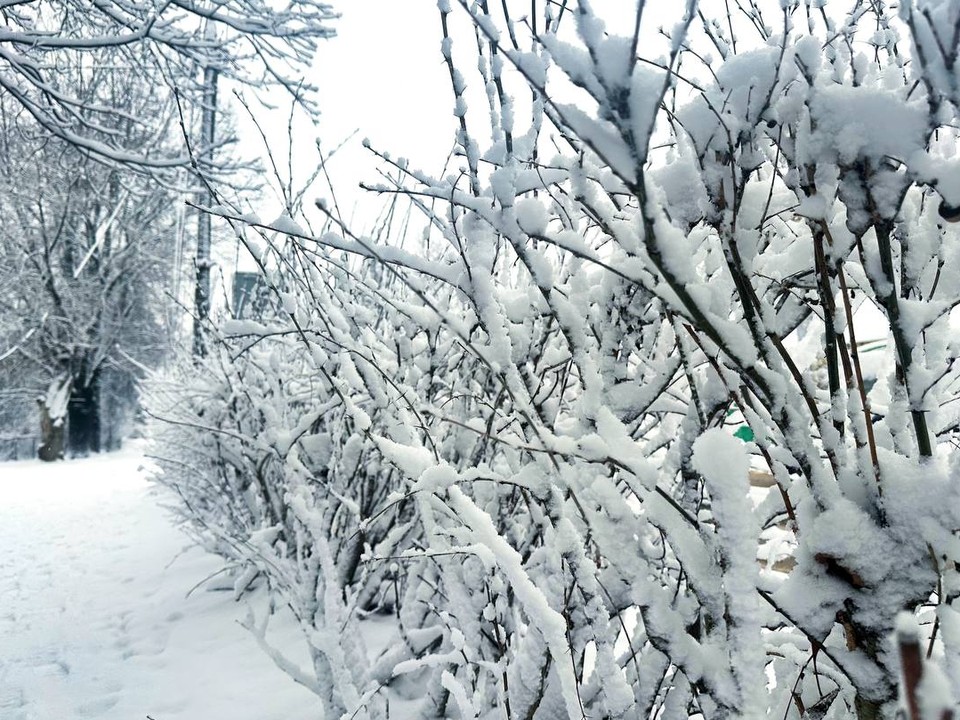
xmin=75 ymin=694 xmax=119 ymax=716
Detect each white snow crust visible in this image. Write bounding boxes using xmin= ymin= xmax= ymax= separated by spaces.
xmin=0 ymin=445 xmax=323 ymax=720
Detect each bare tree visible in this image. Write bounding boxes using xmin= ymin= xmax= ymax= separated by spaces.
xmin=0 ymin=0 xmax=336 ymax=169
xmin=0 ymin=61 xmax=181 ymax=457
xmin=0 ymin=1 xmax=337 ymax=457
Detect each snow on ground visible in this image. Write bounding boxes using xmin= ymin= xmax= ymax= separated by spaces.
xmin=0 ymin=443 xmax=322 ymax=720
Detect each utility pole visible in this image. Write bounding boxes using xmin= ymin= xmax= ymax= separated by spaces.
xmin=193 ymin=44 xmax=218 ymax=357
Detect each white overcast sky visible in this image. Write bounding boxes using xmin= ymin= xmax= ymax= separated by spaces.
xmin=309 ymin=1 xmax=453 ymax=216
xmin=234 ymin=1 xmax=677 ymax=227
xmin=233 ymin=0 xmax=456 ymax=227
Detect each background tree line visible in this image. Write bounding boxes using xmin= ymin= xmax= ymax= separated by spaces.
xmin=0 ymin=0 xmax=335 ymax=459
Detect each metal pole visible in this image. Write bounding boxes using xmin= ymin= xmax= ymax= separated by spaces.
xmin=193 ymin=61 xmax=218 ymax=357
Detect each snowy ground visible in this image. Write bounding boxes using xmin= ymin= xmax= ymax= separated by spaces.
xmin=0 ymin=444 xmax=322 ymax=720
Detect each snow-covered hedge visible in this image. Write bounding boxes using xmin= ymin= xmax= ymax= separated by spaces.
xmin=154 ymin=2 xmax=960 ymax=719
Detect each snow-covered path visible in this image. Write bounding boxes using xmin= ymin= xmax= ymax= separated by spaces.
xmin=0 ymin=446 xmax=321 ymax=720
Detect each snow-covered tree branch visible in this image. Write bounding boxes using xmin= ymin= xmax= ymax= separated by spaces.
xmin=0 ymin=0 xmax=336 ymax=169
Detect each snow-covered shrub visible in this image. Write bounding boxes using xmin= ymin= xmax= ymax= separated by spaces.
xmin=347 ymin=3 xmax=960 ymax=718
xmin=155 ymin=2 xmax=960 ymax=719
xmin=149 ymin=211 xmax=472 ymax=715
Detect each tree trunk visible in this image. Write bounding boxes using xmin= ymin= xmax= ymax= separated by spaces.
xmin=37 ymin=398 xmax=65 ymax=462
xmin=68 ymin=369 xmax=101 ymax=456
xmin=37 ymin=376 xmax=70 ymax=462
